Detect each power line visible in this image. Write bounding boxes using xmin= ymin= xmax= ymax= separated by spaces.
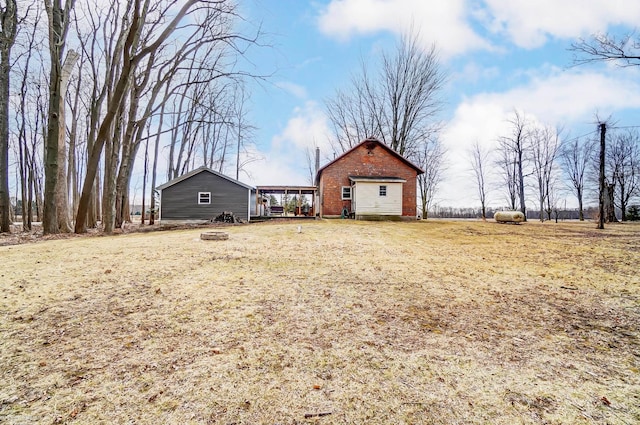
xmin=561 ymin=129 xmax=599 ymax=144
xmin=609 ymin=125 xmax=640 ymax=130
xmin=561 ymin=124 xmax=640 ymax=145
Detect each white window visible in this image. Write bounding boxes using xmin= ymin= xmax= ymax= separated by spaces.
xmin=198 ymin=192 xmax=211 ymax=205
xmin=379 ymin=185 xmax=387 ymax=197
xmin=341 ymin=186 xmax=352 ymax=200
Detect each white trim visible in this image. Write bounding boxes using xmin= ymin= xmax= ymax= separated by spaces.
xmin=349 ymin=177 xmax=406 ymax=183
xmin=247 ymin=191 xmax=251 ymax=221
xmin=341 ymin=186 xmax=352 ymax=200
xmin=198 ymin=192 xmax=211 ymax=205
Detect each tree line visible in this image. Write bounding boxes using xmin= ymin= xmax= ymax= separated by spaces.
xmin=470 ymin=113 xmax=640 ymax=223
xmin=471 ymin=32 xmax=640 ymax=225
xmin=1 ymin=7 xmax=638 ymax=233
xmin=0 ymin=0 xmax=263 ymax=234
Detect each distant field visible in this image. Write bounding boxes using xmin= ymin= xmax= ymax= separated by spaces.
xmin=1 ymin=220 xmax=638 ymax=424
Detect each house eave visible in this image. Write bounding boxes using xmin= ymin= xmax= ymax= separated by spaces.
xmin=348 ymin=176 xmax=407 ymax=183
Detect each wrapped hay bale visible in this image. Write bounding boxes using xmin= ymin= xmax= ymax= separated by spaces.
xmin=494 ymin=211 xmax=525 ymax=223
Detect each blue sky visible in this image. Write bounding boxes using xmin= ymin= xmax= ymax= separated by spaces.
xmin=234 ymin=0 xmax=640 ymax=208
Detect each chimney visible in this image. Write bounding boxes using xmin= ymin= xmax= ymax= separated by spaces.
xmin=315 ymin=147 xmax=320 ymax=175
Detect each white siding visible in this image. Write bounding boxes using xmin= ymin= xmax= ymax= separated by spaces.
xmin=354 ymin=182 xmax=402 ymax=215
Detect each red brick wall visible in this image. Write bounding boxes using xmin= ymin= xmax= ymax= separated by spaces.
xmin=319 ymin=143 xmax=418 ymax=217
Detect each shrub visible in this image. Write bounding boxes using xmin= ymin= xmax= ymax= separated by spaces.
xmin=626 ymin=205 xmax=640 ymax=221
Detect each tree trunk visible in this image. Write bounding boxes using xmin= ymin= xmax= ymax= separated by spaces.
xmin=115 ymin=82 xmax=141 ymax=229
xmin=0 ymin=0 xmax=17 ymax=233
xmin=518 ymin=149 xmax=526 ymax=221
xmin=539 ymin=190 xmax=544 ymax=223
xmin=141 ymin=127 xmax=149 ymax=225
xmin=68 ymin=56 xmax=82 ymax=219
xmin=27 ymin=164 xmax=34 ymax=229
xmin=619 ymin=183 xmax=627 ymax=222
xmin=149 ymin=86 xmax=169 ymax=226
xmin=102 ymin=105 xmax=124 ymax=234
xmin=76 ymin=0 xmax=200 ymax=233
xmin=597 ymin=123 xmax=606 ymax=229
xmin=54 ymin=51 xmax=79 ymax=233
xmin=605 ymin=183 xmax=618 ymax=223
xmin=577 ymin=187 xmax=584 ymax=221
xmin=18 ymin=129 xmax=28 ymax=231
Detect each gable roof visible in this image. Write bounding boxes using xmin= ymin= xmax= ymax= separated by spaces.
xmin=156 ymin=166 xmax=254 ymax=191
xmin=315 ymin=138 xmax=424 ymax=184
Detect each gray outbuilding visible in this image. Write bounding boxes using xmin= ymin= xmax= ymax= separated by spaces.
xmin=156 ymin=167 xmax=254 ymax=222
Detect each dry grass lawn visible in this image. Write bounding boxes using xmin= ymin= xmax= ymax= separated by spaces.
xmin=1 ymin=219 xmax=639 ymax=424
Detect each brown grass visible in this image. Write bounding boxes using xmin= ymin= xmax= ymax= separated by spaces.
xmin=1 ymin=219 xmax=639 ymax=424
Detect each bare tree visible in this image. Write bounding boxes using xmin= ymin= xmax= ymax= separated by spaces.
xmin=469 ymin=141 xmax=490 ymax=220
xmin=497 ymin=110 xmax=529 ymax=219
xmin=571 ymin=32 xmax=640 ymax=67
xmin=42 ymin=0 xmax=75 ymax=234
xmin=75 ymin=0 xmax=210 ymax=233
xmin=608 ymin=129 xmax=640 ymax=221
xmin=304 ymin=145 xmax=319 ymax=186
xmin=324 ymin=76 xmax=378 ymax=153
xmin=495 ymin=138 xmax=518 ymax=210
xmin=570 ymin=32 xmax=640 ymax=226
xmin=14 ymin=4 xmax=43 ymax=232
xmin=325 ymin=29 xmax=446 ymax=158
xmin=416 ymin=137 xmax=445 ymax=219
xmin=73 ymin=0 xmax=121 ymax=229
xmin=0 ymin=0 xmax=18 ymax=232
xmin=54 ymin=50 xmax=78 ymax=232
xmin=66 ymin=49 xmax=84 ymax=219
xmin=530 ymin=125 xmax=561 ymax=222
xmin=231 ymin=83 xmax=257 ymax=180
xmin=14 ymin=51 xmax=48 ymax=230
xmin=560 ymin=136 xmax=595 ymax=221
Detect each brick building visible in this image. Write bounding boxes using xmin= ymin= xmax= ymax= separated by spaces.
xmin=315 ymin=138 xmax=423 ymax=220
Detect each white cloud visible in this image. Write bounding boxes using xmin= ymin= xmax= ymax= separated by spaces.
xmin=483 ymin=0 xmax=640 ymax=48
xmin=274 ymin=81 xmax=308 ymax=99
xmin=272 ymin=101 xmax=332 ymax=151
xmin=240 ymin=146 xmax=310 ymax=186
xmin=242 ymin=101 xmax=333 ymax=187
xmin=452 ymin=62 xmax=501 ymax=85
xmin=317 ymin=0 xmax=640 ymax=57
xmin=317 ymin=0 xmax=492 ymax=58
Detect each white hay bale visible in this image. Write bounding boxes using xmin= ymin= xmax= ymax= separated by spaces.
xmin=200 ymin=231 xmax=229 ymax=241
xmin=494 ymin=211 xmax=525 ymax=223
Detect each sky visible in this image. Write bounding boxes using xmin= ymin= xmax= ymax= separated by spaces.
xmin=228 ymin=0 xmax=640 ymax=209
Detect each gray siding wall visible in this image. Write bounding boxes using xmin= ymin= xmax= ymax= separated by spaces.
xmin=161 ymin=171 xmax=249 ymax=220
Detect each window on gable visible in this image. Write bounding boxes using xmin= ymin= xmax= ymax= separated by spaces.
xmin=379 ymin=185 xmax=387 ymax=197
xmin=198 ymin=192 xmax=211 ymax=205
xmin=341 ymin=186 xmax=352 ymax=200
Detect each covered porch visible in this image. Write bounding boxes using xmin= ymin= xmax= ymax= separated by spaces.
xmin=254 ymin=186 xmax=318 ymax=218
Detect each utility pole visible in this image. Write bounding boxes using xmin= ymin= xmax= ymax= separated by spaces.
xmin=597 ymin=122 xmax=606 ymax=230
